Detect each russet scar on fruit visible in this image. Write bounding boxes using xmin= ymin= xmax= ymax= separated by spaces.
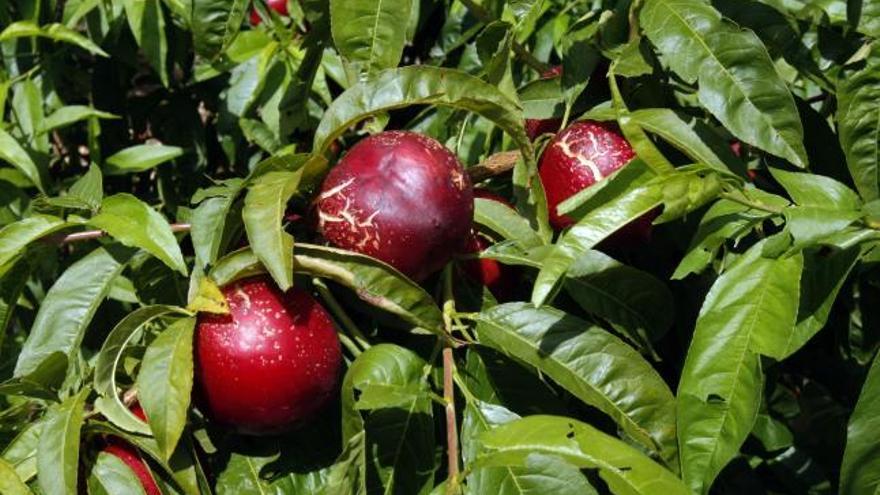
xmin=314 ymin=131 xmax=474 ymax=281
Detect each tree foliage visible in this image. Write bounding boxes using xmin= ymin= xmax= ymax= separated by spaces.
xmin=0 ymin=0 xmax=878 ymax=494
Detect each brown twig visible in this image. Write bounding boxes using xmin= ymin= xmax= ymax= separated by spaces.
xmin=443 ymin=346 xmax=460 ymax=494
xmin=467 ymin=150 xmax=520 ymax=183
xmin=42 ymin=151 xmax=519 ymax=247
xmin=46 ymin=223 xmax=191 ymax=245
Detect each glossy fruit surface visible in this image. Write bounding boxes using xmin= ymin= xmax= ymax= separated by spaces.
xmin=250 ymin=0 xmax=288 ymax=25
xmin=314 ymin=131 xmax=474 ymax=281
xmin=538 ymin=120 xmax=637 ymax=230
xmin=100 ymin=404 xmax=160 ymax=495
xmin=195 ymin=276 xmax=341 ymax=434
xmin=525 ymin=66 xmax=564 ymax=141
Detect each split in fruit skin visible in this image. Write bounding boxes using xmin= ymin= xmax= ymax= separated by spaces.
xmin=314 ymin=130 xmax=474 ymax=282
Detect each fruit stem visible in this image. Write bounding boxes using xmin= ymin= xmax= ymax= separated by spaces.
xmin=313 ymin=278 xmax=370 ymax=351
xmin=336 ymin=332 xmax=362 ymax=357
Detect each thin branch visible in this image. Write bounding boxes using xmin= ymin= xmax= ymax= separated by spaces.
xmin=467 ymin=150 xmax=520 ymax=183
xmin=443 ymin=346 xmax=460 ymax=494
xmin=45 ymin=223 xmax=191 ymax=245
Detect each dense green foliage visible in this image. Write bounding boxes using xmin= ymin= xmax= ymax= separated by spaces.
xmin=0 ymin=0 xmax=879 ymax=493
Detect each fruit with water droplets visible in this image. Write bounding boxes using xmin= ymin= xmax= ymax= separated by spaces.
xmin=539 ymin=120 xmax=653 ymax=244
xmin=195 ymin=276 xmax=341 ymax=434
xmin=314 ymin=131 xmax=474 ymax=281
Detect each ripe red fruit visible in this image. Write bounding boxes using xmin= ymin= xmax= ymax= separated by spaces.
xmin=100 ymin=404 xmax=160 ymax=495
xmin=539 ymin=121 xmax=652 ymax=244
xmin=250 ymin=0 xmax=288 ymax=26
xmin=525 ymin=66 xmax=564 ymax=141
xmin=314 ymin=131 xmax=474 ymax=281
xmin=195 ymin=276 xmax=342 ymax=434
xmin=461 ymin=190 xmax=518 ymax=299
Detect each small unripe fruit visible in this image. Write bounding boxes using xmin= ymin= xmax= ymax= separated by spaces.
xmin=100 ymin=405 xmax=160 ymax=495
xmin=195 ymin=276 xmax=342 ymax=434
xmin=250 ymin=0 xmax=288 ymax=26
xmin=525 ymin=66 xmax=563 ymax=141
xmin=539 ymin=121 xmax=652 ymax=245
xmin=314 ymin=131 xmax=474 ymax=281
xmin=461 ymin=190 xmax=518 ymax=299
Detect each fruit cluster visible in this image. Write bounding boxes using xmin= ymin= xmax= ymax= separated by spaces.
xmin=104 ymin=61 xmax=644 ymax=494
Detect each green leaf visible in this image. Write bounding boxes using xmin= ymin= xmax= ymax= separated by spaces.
xmin=2 ymin=420 xmax=43 ymax=484
xmin=475 ymin=303 xmax=678 ymax=469
xmin=838 ymin=45 xmax=880 ymax=201
xmin=0 ymin=215 xmax=69 ymax=273
xmin=320 ymin=432 xmax=367 ymax=495
xmin=88 ymin=193 xmax=187 ymax=275
xmin=476 ymin=415 xmax=689 ymax=495
xmin=88 ymin=452 xmax=148 ymax=495
xmin=137 ymin=316 xmax=196 ymax=460
xmin=330 ymin=0 xmax=414 ymax=79
xmin=0 ymin=21 xmax=108 ymax=56
xmin=794 ymin=247 xmax=860 ymax=357
xmin=0 ymin=458 xmax=32 ymax=495
xmin=462 ymin=400 xmax=599 ymax=495
xmin=840 ymin=352 xmax=880 ymax=495
xmin=0 ymin=128 xmax=45 ymax=193
xmin=672 ymin=193 xmax=788 ymax=279
xmin=853 ymin=0 xmax=880 ymax=37
xmin=122 ymin=0 xmax=169 ymax=86
xmin=36 ymin=389 xmax=89 ymax=495
xmin=186 ymin=275 xmax=229 ymax=314
xmin=14 ymin=246 xmax=132 ymax=379
xmin=39 ymin=105 xmax=118 ymax=134
xmin=66 ymin=164 xmax=104 ymax=211
xmin=210 ymin=245 xmax=444 ymax=334
xmin=104 ymin=144 xmax=184 ymax=175
xmin=519 ymin=76 xmax=564 ymax=121
xmin=677 ymin=241 xmax=804 ymax=494
xmin=0 ymin=259 xmax=30 ymax=346
xmin=242 ymin=165 xmax=304 ymax=291
xmin=534 ymin=165 xmax=720 ymax=305
xmin=190 ymin=179 xmax=244 ymax=268
xmin=94 ymin=305 xmax=185 ymax=435
xmin=565 ymin=250 xmax=674 ymax=348
xmin=769 ymin=168 xmax=862 ymax=209
xmin=191 ymin=0 xmax=249 ymax=59
xmin=640 ymin=0 xmax=807 ymax=167
xmin=341 ymin=344 xmax=434 ymax=495
xmin=474 ymin=197 xmax=544 ymax=250
xmin=625 ymin=108 xmax=741 ymax=175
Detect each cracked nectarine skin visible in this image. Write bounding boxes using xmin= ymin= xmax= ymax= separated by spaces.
xmin=539 ymin=121 xmax=637 ymax=226
xmin=195 ymin=276 xmax=341 ymax=434
xmin=314 ymin=131 xmax=474 ymax=281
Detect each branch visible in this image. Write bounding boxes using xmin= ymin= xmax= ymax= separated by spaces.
xmin=443 ymin=346 xmax=460 ymax=494
xmin=46 ymin=223 xmax=192 ymax=245
xmin=467 ymin=150 xmax=520 ymax=183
